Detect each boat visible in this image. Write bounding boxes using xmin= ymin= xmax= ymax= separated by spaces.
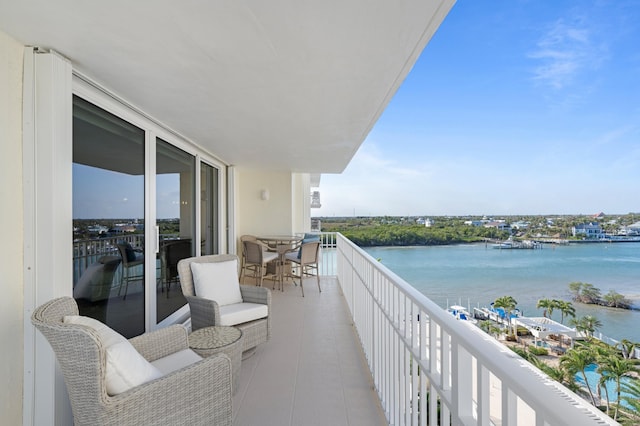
xmin=448 ymin=305 xmax=478 ymax=324
xmin=492 ymin=237 xmax=542 ymax=249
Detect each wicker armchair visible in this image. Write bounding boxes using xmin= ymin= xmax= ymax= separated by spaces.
xmin=31 ymin=297 xmax=232 ymax=426
xmin=177 ymin=254 xmax=271 ymax=352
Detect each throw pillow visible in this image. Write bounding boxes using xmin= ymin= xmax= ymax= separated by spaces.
xmin=190 ymin=260 xmax=243 ymax=306
xmin=63 ymin=315 xmax=163 ymax=395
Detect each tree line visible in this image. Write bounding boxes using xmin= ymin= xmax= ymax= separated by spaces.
xmin=322 ymin=222 xmax=509 ymax=247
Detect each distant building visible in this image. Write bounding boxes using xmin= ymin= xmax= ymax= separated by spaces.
xmin=511 ymin=221 xmax=530 ymax=230
xmin=593 ymin=212 xmax=605 ymax=219
xmin=572 ymin=223 xmax=604 ymax=238
xmin=464 ymin=220 xmax=484 ymax=227
xmin=484 ymin=221 xmax=511 ymax=232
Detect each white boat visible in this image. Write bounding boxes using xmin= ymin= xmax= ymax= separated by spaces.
xmin=448 ymin=305 xmax=477 ymax=324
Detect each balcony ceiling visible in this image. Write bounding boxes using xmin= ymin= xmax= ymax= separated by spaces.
xmin=0 ymin=0 xmax=454 ymax=173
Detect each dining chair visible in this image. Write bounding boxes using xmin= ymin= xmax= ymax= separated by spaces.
xmin=116 ymin=243 xmax=144 ymax=299
xmin=239 ymin=240 xmax=278 ymax=287
xmin=285 ymin=240 xmax=321 ymax=296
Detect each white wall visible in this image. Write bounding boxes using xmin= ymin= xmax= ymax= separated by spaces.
xmin=0 ymin=29 xmax=25 ymax=426
xmin=235 ymin=169 xmax=308 ymax=255
xmin=236 ymin=168 xmax=292 ymax=234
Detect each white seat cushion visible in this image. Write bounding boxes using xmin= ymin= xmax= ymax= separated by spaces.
xmin=262 ymin=251 xmax=279 ymax=263
xmin=191 ymin=260 xmax=243 ymax=306
xmin=64 ymin=315 xmax=163 ymax=395
xmin=219 ymin=302 xmax=269 ymax=326
xmin=151 ymin=349 xmax=202 ymax=375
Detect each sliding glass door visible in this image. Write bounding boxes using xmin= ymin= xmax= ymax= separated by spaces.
xmin=156 ymin=139 xmax=194 ymax=322
xmin=72 ymin=90 xmax=224 ymax=335
xmin=72 ymin=96 xmax=146 ymax=338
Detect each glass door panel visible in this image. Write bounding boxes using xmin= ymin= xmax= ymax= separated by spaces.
xmin=201 ymin=162 xmax=219 ymax=255
xmin=156 ymin=139 xmax=194 ymax=322
xmin=72 ymin=95 xmax=146 ymax=338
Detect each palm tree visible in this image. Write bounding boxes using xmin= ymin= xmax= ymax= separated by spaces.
xmin=598 ymin=355 xmax=636 ymax=420
xmin=571 ymin=315 xmax=602 ymax=340
xmin=536 ymin=298 xmax=555 ymax=319
xmin=493 ymin=296 xmax=518 ymax=336
xmin=621 ymin=377 xmax=640 ymax=415
xmin=560 ymin=347 xmax=598 ymax=406
xmin=616 ymin=339 xmax=638 ymax=360
xmin=597 ymin=372 xmax=611 ymax=416
xmin=556 ymin=300 xmax=576 ymax=324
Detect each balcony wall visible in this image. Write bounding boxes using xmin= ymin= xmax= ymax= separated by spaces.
xmin=333 ymin=233 xmax=616 ymax=425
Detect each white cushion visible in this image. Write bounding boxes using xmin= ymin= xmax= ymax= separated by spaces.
xmin=190 ymin=260 xmax=243 ymax=306
xmin=63 ymin=315 xmax=163 ymax=396
xmin=105 ymin=341 xmax=163 ymax=395
xmin=263 ymin=250 xmax=279 ymax=263
xmin=151 ymin=349 xmax=202 ymax=375
xmin=219 ymin=302 xmax=269 ymax=326
xmin=64 ymin=315 xmax=126 ymax=347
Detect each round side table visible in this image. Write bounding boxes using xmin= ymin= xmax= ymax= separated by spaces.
xmin=189 ymin=326 xmax=243 ymax=393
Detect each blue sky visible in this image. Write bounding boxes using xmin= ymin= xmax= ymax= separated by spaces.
xmin=315 ymin=1 xmax=640 ymax=217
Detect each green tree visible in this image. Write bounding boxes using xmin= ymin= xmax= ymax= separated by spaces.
xmin=621 ymin=378 xmax=640 ymax=415
xmin=602 ymin=290 xmax=631 ymax=309
xmin=568 ymin=282 xmax=583 ymax=300
xmin=598 ymin=355 xmax=636 ymax=420
xmin=493 ymin=296 xmax=518 ymax=336
xmin=579 ymin=283 xmax=602 ymax=304
xmin=560 ymin=347 xmax=598 ymax=406
xmin=571 ymin=315 xmax=602 ymax=339
xmin=556 ymin=300 xmax=576 ymax=324
xmin=616 ymin=339 xmax=638 ymax=360
xmin=536 ymin=298 xmax=556 ymax=318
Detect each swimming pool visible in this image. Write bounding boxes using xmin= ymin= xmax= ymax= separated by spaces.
xmin=574 ymin=364 xmax=634 ymax=408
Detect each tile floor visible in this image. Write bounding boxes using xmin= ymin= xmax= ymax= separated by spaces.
xmin=232 ymin=277 xmax=387 ymax=426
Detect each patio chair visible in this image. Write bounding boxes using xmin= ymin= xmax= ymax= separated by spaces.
xmin=160 ymin=239 xmax=192 ymax=296
xmin=285 ymin=240 xmax=321 ymax=297
xmin=239 ymin=239 xmax=278 ymax=287
xmin=178 ymin=254 xmax=271 ymax=352
xmin=116 ymin=243 xmax=144 ymax=300
xmin=31 ymin=297 xmax=232 ymax=426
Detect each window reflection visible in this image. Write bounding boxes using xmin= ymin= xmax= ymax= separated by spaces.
xmin=156 ymin=139 xmax=193 ymax=322
xmin=72 ymin=96 xmax=145 ymax=338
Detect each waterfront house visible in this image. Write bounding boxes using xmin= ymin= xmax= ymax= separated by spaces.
xmin=0 ymin=2 xmax=616 ymax=425
xmin=572 ymin=222 xmax=605 ymax=239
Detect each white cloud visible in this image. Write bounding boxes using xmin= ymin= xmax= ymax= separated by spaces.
xmin=529 ymin=18 xmax=598 ymax=90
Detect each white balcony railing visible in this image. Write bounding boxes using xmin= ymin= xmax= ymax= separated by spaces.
xmin=333 ymin=233 xmax=615 ymax=426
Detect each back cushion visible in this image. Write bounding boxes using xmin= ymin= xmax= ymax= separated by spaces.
xmin=190 ymin=259 xmax=243 ymax=306
xmin=64 ymin=315 xmax=163 ymax=395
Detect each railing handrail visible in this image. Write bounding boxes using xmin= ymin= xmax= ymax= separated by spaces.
xmin=335 ymin=232 xmax=616 ymax=426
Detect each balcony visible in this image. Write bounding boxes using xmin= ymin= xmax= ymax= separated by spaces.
xmin=69 ymin=233 xmax=617 ymax=424
xmin=235 ymin=233 xmax=614 ymax=425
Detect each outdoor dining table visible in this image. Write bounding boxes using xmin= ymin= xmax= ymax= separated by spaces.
xmin=256 ymin=235 xmax=303 ymax=290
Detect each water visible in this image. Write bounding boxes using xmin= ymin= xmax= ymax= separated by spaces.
xmin=364 ymin=242 xmax=640 ymax=343
xmin=575 ymin=364 xmax=633 ymax=407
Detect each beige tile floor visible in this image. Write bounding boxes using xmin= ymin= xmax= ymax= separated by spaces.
xmin=232 ymin=277 xmax=387 ymax=426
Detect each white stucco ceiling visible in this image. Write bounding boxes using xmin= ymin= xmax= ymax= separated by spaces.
xmin=0 ymin=0 xmax=454 ymax=173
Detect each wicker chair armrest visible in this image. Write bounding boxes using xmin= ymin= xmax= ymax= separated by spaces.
xmin=240 ymin=285 xmax=271 ymax=306
xmin=129 ymin=325 xmax=188 ymax=362
xmin=186 ymin=295 xmax=221 ymax=331
xmin=107 ymin=354 xmax=232 ymax=426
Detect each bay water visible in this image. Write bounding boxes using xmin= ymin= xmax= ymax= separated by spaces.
xmin=364 ymin=242 xmax=640 ymax=343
